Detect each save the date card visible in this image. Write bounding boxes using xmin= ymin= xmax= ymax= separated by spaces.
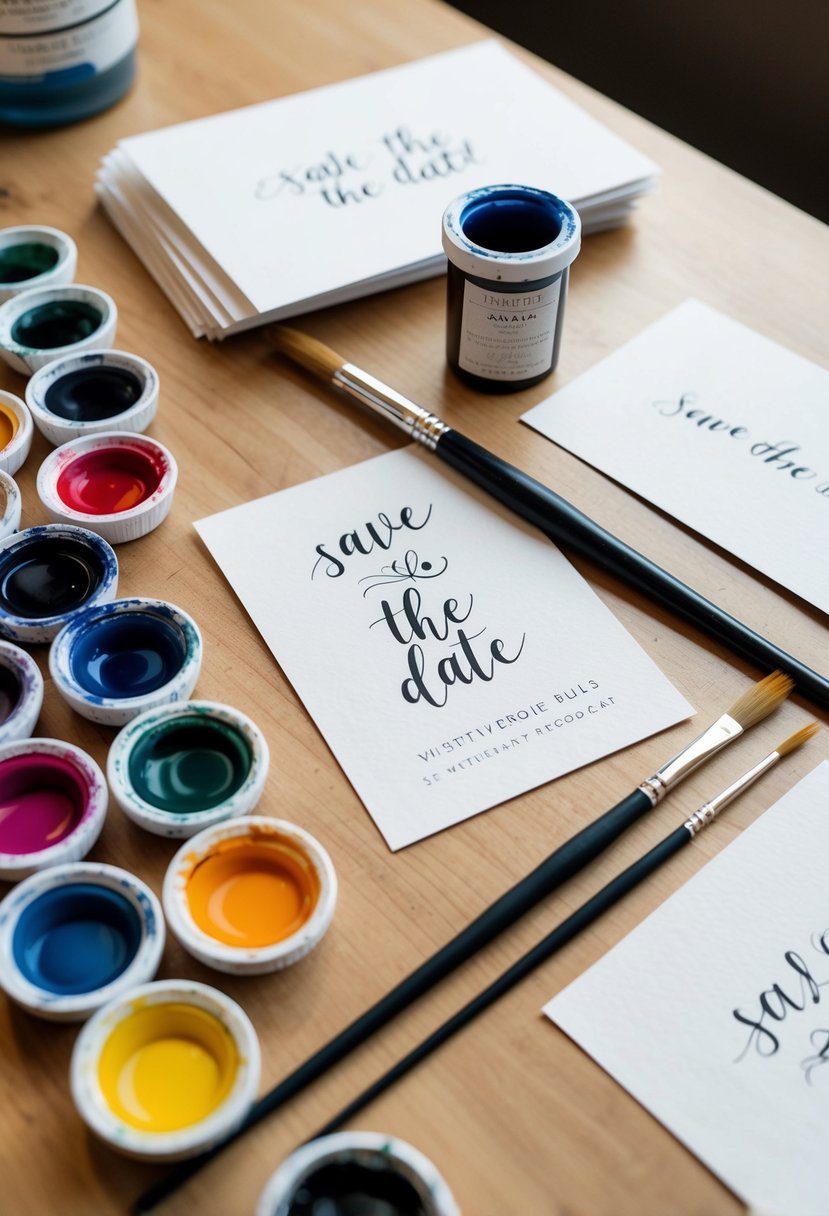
xmin=195 ymin=447 xmax=691 ymax=849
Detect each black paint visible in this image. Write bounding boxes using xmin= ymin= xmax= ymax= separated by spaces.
xmin=0 ymin=663 xmax=21 ymax=723
xmin=286 ymin=1160 xmax=427 ymax=1216
xmin=44 ymin=366 xmax=143 ymax=422
xmin=11 ymin=300 xmax=102 ymax=351
xmin=0 ymin=242 xmax=59 ymax=284
xmin=0 ymin=535 xmax=103 ymax=619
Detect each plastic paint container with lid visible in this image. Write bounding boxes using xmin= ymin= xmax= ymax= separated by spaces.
xmin=0 ymin=226 xmax=77 ymax=304
xmin=26 ymin=349 xmax=160 ymax=446
xmin=0 ymin=390 xmax=34 ymax=477
xmin=0 ymin=284 xmax=117 ymax=375
xmin=0 ymin=640 xmax=43 ymax=745
xmin=70 ymin=979 xmax=260 ymax=1161
xmin=163 ymin=816 xmax=337 ymax=975
xmin=0 ymin=862 xmax=164 ymax=1021
xmin=0 ymin=469 xmax=22 ymax=540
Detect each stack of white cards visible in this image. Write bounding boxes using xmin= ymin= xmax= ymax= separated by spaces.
xmin=96 ymin=41 xmax=658 ymax=339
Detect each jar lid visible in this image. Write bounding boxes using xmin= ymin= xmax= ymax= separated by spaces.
xmin=442 ymin=184 xmax=581 ymax=282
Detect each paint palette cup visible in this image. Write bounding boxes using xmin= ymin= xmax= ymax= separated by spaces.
xmin=0 ymin=390 xmax=34 ymax=477
xmin=70 ymin=979 xmax=261 ymax=1161
xmin=0 ymin=738 xmax=108 ymax=883
xmin=26 ymin=349 xmax=160 ymax=446
xmin=50 ymin=597 xmax=202 ymax=727
xmin=0 ymin=469 xmax=22 ymax=539
xmin=163 ymin=816 xmax=337 ymax=975
xmin=36 ymin=431 xmax=177 ymax=545
xmin=256 ymin=1132 xmax=461 ymax=1216
xmin=0 ymin=640 xmax=43 ymax=744
xmin=0 ymin=284 xmax=117 ymax=376
xmin=0 ymin=524 xmax=119 ymax=644
xmin=0 ymin=863 xmax=164 ymax=1022
xmin=0 ymin=225 xmax=77 ymax=304
xmin=108 ymin=701 xmax=270 ymax=838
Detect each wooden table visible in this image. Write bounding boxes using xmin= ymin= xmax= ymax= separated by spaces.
xmin=1 ymin=1 xmax=827 ymax=1212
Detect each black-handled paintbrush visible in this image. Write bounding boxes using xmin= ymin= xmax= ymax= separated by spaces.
xmin=308 ymin=721 xmax=818 ymax=1141
xmin=267 ymin=326 xmax=829 ymax=711
xmin=134 ymin=672 xmax=791 ymax=1214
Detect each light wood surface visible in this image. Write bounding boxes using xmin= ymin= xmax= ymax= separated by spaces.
xmin=1 ymin=1 xmax=827 ymax=1213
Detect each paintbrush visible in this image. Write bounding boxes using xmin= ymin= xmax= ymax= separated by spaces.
xmin=134 ymin=672 xmax=792 ymax=1213
xmin=306 ymin=722 xmax=819 ymax=1140
xmin=267 ymin=325 xmax=829 ymax=711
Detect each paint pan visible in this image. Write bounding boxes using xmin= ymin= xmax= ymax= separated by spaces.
xmin=0 ymin=390 xmax=34 ymax=477
xmin=0 ymin=225 xmax=77 ymax=304
xmin=163 ymin=816 xmax=337 ymax=975
xmin=25 ymin=348 xmax=160 ymax=446
xmin=36 ymin=431 xmax=177 ymax=544
xmin=49 ymin=597 xmax=202 ymax=726
xmin=256 ymin=1132 xmax=461 ymax=1216
xmin=70 ymin=979 xmax=260 ymax=1161
xmin=108 ymin=700 xmax=269 ymax=838
xmin=0 ymin=639 xmax=43 ymax=744
xmin=0 ymin=524 xmax=118 ymax=644
xmin=0 ymin=738 xmax=108 ymax=882
xmin=0 ymin=469 xmax=22 ymax=540
xmin=0 ymin=862 xmax=164 ymax=1021
xmin=0 ymin=284 xmax=117 ymax=375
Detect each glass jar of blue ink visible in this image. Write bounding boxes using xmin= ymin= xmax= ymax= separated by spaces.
xmin=0 ymin=1 xmax=139 ymax=128
xmin=442 ymin=184 xmax=581 ymax=393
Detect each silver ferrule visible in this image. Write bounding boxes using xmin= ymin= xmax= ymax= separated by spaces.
xmin=333 ymin=364 xmax=450 ymax=450
xmin=683 ymin=749 xmax=780 ymax=836
xmin=638 ymin=713 xmax=744 ymax=806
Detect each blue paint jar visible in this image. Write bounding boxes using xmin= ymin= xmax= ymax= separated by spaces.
xmin=442 ymin=184 xmax=581 ymax=393
xmin=0 ymin=1 xmax=138 ymax=128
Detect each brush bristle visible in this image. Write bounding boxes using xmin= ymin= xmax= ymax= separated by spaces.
xmin=268 ymin=325 xmax=346 ymax=381
xmin=725 ymin=670 xmax=794 ymax=729
xmin=775 ymin=721 xmax=819 ymax=757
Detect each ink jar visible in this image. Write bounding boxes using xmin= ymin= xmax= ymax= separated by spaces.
xmin=0 ymin=1 xmax=138 ymax=128
xmin=442 ymin=184 xmax=581 ymax=393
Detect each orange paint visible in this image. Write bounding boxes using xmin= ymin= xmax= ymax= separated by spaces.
xmin=0 ymin=404 xmax=19 ymax=452
xmin=184 ymin=831 xmax=319 ymax=949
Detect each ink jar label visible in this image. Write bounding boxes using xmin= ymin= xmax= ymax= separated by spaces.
xmin=458 ymin=278 xmax=563 ymax=382
xmin=0 ymin=1 xmax=138 ymax=82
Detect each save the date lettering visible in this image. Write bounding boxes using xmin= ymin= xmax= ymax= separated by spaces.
xmin=312 ymin=505 xmax=433 ymax=579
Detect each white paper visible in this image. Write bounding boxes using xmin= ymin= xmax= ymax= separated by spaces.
xmin=545 ymin=761 xmax=829 ymax=1216
xmin=522 ymin=299 xmax=829 ymax=616
xmin=195 ymin=447 xmax=691 ymax=850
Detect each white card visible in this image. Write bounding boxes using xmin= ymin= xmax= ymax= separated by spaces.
xmin=545 ymin=761 xmax=829 ymax=1216
xmin=195 ymin=447 xmax=691 ymax=850
xmin=522 ymin=299 xmax=829 ymax=615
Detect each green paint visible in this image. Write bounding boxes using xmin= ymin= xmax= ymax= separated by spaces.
xmin=0 ymin=242 xmax=59 ymax=285
xmin=127 ymin=715 xmax=252 ymax=814
xmin=11 ymin=300 xmax=101 ymax=351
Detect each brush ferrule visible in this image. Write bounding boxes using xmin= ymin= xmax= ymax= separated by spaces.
xmin=333 ymin=365 xmax=449 ymax=450
xmin=684 ymin=750 xmax=780 ymax=835
xmin=642 ymin=713 xmax=744 ymax=803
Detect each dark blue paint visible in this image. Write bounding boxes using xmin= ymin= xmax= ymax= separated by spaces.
xmin=460 ymin=190 xmax=564 ymax=253
xmin=69 ymin=613 xmax=186 ymax=699
xmin=12 ymin=884 xmax=141 ymax=995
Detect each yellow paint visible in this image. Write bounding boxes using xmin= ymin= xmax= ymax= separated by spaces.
xmin=97 ymin=1002 xmax=239 ymax=1133
xmin=0 ymin=403 xmax=19 ymax=452
xmin=185 ymin=832 xmax=319 ymax=949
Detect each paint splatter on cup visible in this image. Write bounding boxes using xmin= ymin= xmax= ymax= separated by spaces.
xmin=49 ymin=597 xmax=202 ymax=727
xmin=256 ymin=1132 xmax=461 ymax=1216
xmin=0 ymin=284 xmax=117 ymax=375
xmin=0 ymin=390 xmax=34 ymax=477
xmin=0 ymin=640 xmax=43 ymax=744
xmin=70 ymin=979 xmax=261 ymax=1160
xmin=36 ymin=430 xmax=177 ymax=544
xmin=108 ymin=700 xmax=269 ymax=838
xmin=0 ymin=862 xmax=164 ymax=1022
xmin=0 ymin=738 xmax=108 ymax=882
xmin=0 ymin=524 xmax=119 ymax=644
xmin=25 ymin=349 xmax=160 ymax=447
xmin=163 ymin=816 xmax=337 ymax=975
xmin=0 ymin=226 xmax=77 ymax=305
xmin=0 ymin=469 xmax=22 ymax=540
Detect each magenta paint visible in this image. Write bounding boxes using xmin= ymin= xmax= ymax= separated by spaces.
xmin=0 ymin=752 xmax=89 ymax=855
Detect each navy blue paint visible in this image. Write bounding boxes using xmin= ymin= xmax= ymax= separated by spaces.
xmin=12 ymin=883 xmax=141 ymax=994
xmin=460 ymin=190 xmax=563 ymax=253
xmin=69 ymin=612 xmax=186 ymax=698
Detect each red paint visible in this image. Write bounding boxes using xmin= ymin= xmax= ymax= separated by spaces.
xmin=55 ymin=444 xmax=166 ymax=515
xmin=0 ymin=754 xmax=88 ymax=854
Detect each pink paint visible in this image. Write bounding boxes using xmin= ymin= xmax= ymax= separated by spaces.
xmin=55 ymin=444 xmax=166 ymax=516
xmin=0 ymin=753 xmax=88 ymax=855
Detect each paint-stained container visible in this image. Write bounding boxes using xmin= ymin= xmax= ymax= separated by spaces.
xmin=0 ymin=390 xmax=34 ymax=477
xmin=0 ymin=469 xmax=22 ymax=540
xmin=442 ymin=184 xmax=581 ymax=392
xmin=70 ymin=979 xmax=260 ymax=1160
xmin=0 ymin=738 xmax=108 ymax=882
xmin=108 ymin=701 xmax=270 ymax=837
xmin=0 ymin=862 xmax=164 ymax=1021
xmin=163 ymin=817 xmax=337 ymax=975
xmin=256 ymin=1132 xmax=461 ymax=1216
xmin=0 ymin=226 xmax=77 ymax=304
xmin=0 ymin=284 xmax=117 ymax=376
xmin=26 ymin=349 xmax=159 ymax=446
xmin=0 ymin=640 xmax=43 ymax=744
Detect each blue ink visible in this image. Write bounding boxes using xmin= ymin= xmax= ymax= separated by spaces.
xmin=68 ymin=612 xmax=187 ymax=699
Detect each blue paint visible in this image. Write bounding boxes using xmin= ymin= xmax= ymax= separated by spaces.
xmin=68 ymin=612 xmax=186 ymax=700
xmin=459 ymin=191 xmax=564 ymax=254
xmin=11 ymin=883 xmax=142 ymax=995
